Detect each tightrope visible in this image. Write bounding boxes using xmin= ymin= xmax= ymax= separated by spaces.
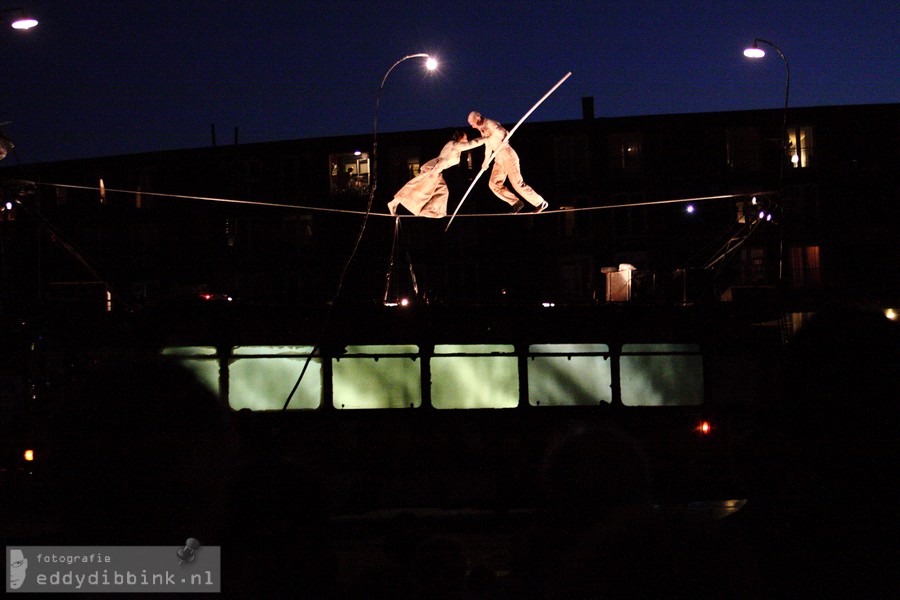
xmin=13 ymin=180 xmax=776 ymax=219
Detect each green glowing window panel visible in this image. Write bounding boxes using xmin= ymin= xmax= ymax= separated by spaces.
xmin=620 ymin=344 xmax=703 ymax=406
xmin=160 ymin=346 xmax=220 ymax=399
xmin=231 ymin=346 xmax=321 ymax=410
xmin=431 ymin=345 xmax=518 ymax=409
xmin=333 ymin=345 xmax=420 ymax=409
xmin=527 ymin=344 xmax=611 ymax=406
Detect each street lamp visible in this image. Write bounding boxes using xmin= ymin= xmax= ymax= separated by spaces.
xmin=744 ymin=38 xmax=790 ymax=281
xmin=1 ymin=7 xmax=39 ymax=30
xmin=371 ymin=53 xmax=437 ymax=305
xmin=370 ymin=53 xmax=437 ymax=205
xmin=1 ymin=6 xmax=37 ymax=161
xmin=743 ymin=38 xmax=790 ymax=181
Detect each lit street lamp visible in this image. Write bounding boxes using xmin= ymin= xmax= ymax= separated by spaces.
xmin=744 ymin=38 xmax=790 ymax=281
xmin=371 ymin=53 xmax=437 ymax=305
xmin=743 ymin=38 xmax=790 ymax=181
xmin=1 ymin=7 xmax=38 ymax=30
xmin=371 ymin=53 xmax=438 ymax=205
xmin=1 ymin=6 xmax=38 ymax=160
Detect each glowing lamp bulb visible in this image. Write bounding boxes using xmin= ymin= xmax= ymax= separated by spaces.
xmin=696 ymin=420 xmax=712 ymax=435
xmin=425 ymin=57 xmax=438 ymax=71
xmin=24 ymin=449 xmax=34 ymax=461
xmin=685 ymin=204 xmax=695 ymax=214
xmin=11 ymin=16 xmax=39 ymax=30
xmin=744 ymin=47 xmax=765 ymax=59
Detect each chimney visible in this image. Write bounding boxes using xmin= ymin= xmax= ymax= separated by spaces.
xmin=582 ymin=96 xmax=595 ymax=121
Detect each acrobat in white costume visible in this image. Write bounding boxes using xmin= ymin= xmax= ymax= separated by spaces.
xmin=388 ymin=131 xmax=485 ymax=218
xmin=467 ymin=111 xmax=547 ymax=212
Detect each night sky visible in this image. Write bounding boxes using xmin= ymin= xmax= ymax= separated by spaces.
xmin=2 ymin=0 xmax=897 ymax=165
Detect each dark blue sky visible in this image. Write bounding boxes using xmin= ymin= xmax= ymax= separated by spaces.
xmin=2 ymin=0 xmax=897 ymax=165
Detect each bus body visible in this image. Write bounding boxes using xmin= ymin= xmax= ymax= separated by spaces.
xmin=146 ymin=302 xmax=777 ymax=513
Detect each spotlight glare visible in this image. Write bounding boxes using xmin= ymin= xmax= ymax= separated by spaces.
xmin=751 ymin=196 xmax=758 ymax=205
xmin=685 ymin=204 xmax=695 ymax=214
xmin=758 ymin=210 xmax=765 ymax=220
xmin=425 ymin=57 xmax=438 ymax=71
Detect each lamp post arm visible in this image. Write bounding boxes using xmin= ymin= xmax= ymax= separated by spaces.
xmin=371 ymin=53 xmax=429 ymax=199
xmin=754 ymin=39 xmax=790 ymax=111
xmin=752 ymin=38 xmax=790 ymax=281
xmin=754 ymin=38 xmax=790 ymax=174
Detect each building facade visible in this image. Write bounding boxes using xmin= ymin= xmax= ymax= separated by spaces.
xmin=1 ymin=102 xmax=897 ymax=313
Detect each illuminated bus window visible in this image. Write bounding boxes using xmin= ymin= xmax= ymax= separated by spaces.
xmin=333 ymin=345 xmax=420 ymax=409
xmin=160 ymin=346 xmax=220 ymax=399
xmin=231 ymin=346 xmax=321 ymax=410
xmin=528 ymin=344 xmax=612 ymax=406
xmin=620 ymin=344 xmax=703 ymax=406
xmin=431 ymin=345 xmax=518 ymax=409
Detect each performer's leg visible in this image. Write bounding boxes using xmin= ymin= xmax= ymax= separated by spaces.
xmin=488 ymin=157 xmax=521 ymax=206
xmin=504 ymin=149 xmax=546 ymax=208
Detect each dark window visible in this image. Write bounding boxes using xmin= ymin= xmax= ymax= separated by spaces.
xmin=608 ymin=133 xmax=643 ymax=173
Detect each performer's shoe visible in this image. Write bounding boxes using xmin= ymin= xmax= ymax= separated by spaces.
xmin=533 ymin=200 xmax=549 ymax=213
xmin=511 ymin=200 xmax=525 ymax=213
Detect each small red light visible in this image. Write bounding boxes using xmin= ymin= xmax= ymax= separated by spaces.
xmin=696 ymin=420 xmax=712 ymax=435
xmin=201 ymin=294 xmax=212 ymax=300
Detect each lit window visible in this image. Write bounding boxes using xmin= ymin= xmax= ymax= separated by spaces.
xmin=620 ymin=344 xmax=703 ymax=406
xmin=431 ymin=345 xmax=518 ymax=409
xmin=406 ymin=158 xmax=422 ymax=179
xmin=527 ymin=344 xmax=611 ymax=406
xmin=333 ymin=345 xmax=420 ymax=409
xmin=160 ymin=346 xmax=220 ymax=399
xmin=329 ymin=152 xmax=370 ymax=195
xmin=161 ymin=345 xmax=322 ymax=411
xmin=231 ymin=346 xmax=321 ymax=410
xmin=787 ymin=126 xmax=813 ymax=168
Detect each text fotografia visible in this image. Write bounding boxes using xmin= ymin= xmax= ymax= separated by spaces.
xmin=7 ymin=545 xmax=221 ymax=593
xmin=35 ymin=569 xmax=214 ymax=589
xmin=34 ymin=553 xmax=111 ymax=565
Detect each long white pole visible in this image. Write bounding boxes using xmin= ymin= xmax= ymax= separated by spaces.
xmin=445 ymin=71 xmax=572 ymax=232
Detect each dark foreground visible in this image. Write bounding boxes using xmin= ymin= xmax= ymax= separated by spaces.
xmin=3 ymin=305 xmax=897 ymax=598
